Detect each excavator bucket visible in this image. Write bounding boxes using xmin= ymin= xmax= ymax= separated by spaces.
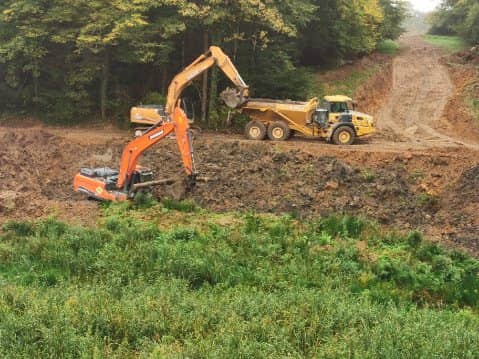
xmin=220 ymin=88 xmax=247 ymax=109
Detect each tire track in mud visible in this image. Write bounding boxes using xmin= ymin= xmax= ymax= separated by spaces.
xmin=377 ymin=35 xmax=479 ymax=150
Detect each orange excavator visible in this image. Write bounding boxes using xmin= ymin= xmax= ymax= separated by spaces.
xmin=73 ymin=46 xmax=248 ymax=201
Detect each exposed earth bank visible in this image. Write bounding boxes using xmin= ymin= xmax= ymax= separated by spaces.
xmin=0 ymin=35 xmax=478 ymax=254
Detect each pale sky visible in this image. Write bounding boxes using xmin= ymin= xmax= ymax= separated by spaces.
xmin=409 ymin=0 xmax=441 ymax=13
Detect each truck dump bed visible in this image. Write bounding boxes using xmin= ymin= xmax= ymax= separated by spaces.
xmin=241 ymin=97 xmax=319 ymax=130
xmin=243 ymin=98 xmax=317 ymax=113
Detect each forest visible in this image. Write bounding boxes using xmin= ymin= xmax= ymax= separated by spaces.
xmin=428 ymin=0 xmax=479 ymax=45
xmin=0 ymin=0 xmax=408 ymax=125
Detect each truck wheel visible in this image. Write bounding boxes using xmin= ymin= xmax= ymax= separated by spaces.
xmin=267 ymin=121 xmax=290 ymax=141
xmin=332 ymin=126 xmax=355 ymax=145
xmin=245 ymin=121 xmax=267 ymax=140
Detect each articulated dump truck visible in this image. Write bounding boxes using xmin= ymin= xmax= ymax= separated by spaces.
xmin=240 ymin=95 xmax=375 ymax=145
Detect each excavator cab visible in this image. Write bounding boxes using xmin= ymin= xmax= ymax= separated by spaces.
xmin=75 ymin=166 xmax=154 ymax=201
xmin=130 ymin=105 xmax=166 ymax=125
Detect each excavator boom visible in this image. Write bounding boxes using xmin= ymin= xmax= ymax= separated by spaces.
xmin=131 ymin=46 xmax=248 ymax=125
xmin=166 ymin=46 xmax=249 ymax=114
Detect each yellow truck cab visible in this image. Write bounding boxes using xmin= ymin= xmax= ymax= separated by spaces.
xmin=242 ymin=95 xmax=375 ymax=145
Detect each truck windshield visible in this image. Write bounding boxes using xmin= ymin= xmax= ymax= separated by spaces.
xmin=330 ymin=102 xmax=349 ymax=113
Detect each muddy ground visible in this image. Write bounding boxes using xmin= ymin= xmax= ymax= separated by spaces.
xmin=0 ymin=35 xmax=478 ymax=254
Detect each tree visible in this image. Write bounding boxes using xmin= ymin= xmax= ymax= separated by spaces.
xmin=0 ymin=0 xmax=409 ymax=124
xmin=429 ymin=0 xmax=479 ymax=44
xmin=378 ymin=0 xmax=408 ymax=39
xmin=301 ymin=0 xmax=385 ymax=66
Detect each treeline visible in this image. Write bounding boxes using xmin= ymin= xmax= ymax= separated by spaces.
xmin=429 ymin=0 xmax=479 ymax=44
xmin=0 ymin=0 xmax=407 ymax=124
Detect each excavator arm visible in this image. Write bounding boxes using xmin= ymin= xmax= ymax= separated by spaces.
xmin=131 ymin=46 xmax=248 ymax=125
xmin=165 ymin=46 xmax=249 ymax=115
xmin=117 ymin=107 xmax=195 ymax=189
xmin=74 ymin=107 xmax=196 ymax=201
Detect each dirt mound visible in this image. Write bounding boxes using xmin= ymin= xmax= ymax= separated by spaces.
xmin=441 ymin=49 xmax=479 ymax=143
xmin=0 ymin=129 xmax=123 ymax=224
xmin=454 ymin=165 xmax=479 ymax=199
xmin=439 ymin=164 xmax=479 ymax=251
xmin=451 ymin=47 xmax=479 ymax=65
xmin=0 ymin=124 xmax=478 ymax=254
xmin=139 ymin=140 xmax=433 ymax=229
xmin=0 ymin=128 xmax=428 ymax=229
xmin=354 ymin=56 xmax=393 ymax=118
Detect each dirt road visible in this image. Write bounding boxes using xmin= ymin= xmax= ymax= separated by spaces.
xmin=377 ymin=35 xmax=479 ymax=149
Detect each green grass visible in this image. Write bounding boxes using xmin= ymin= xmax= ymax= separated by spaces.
xmin=423 ymin=35 xmax=469 ymax=53
xmin=1 ymin=208 xmax=479 ymax=357
xmin=377 ymin=39 xmax=400 ymax=55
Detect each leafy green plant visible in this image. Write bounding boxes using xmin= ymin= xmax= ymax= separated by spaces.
xmin=132 ymin=191 xmax=157 ymax=209
xmin=2 ymin=220 xmax=35 ymax=236
xmin=417 ymin=193 xmax=439 ymax=207
xmin=162 ymin=198 xmax=198 ymax=212
xmin=362 ymin=169 xmax=376 ymax=183
xmin=377 ymin=39 xmax=400 ymax=55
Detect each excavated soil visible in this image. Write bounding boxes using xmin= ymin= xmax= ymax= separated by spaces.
xmin=0 ymin=36 xmax=478 ymax=254
xmin=0 ymin=126 xmax=478 ymax=254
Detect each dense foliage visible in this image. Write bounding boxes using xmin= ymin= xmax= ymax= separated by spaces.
xmin=428 ymin=0 xmax=479 ymax=45
xmin=0 ymin=0 xmax=407 ymax=124
xmin=1 ymin=204 xmax=479 ymax=357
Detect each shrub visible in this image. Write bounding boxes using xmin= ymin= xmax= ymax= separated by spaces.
xmin=162 ymin=198 xmax=198 ymax=212
xmin=2 ymin=221 xmax=35 ymax=237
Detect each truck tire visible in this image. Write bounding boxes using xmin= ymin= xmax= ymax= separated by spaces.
xmin=267 ymin=121 xmax=290 ymax=141
xmin=332 ymin=126 xmax=355 ymax=145
xmin=245 ymin=121 xmax=267 ymax=140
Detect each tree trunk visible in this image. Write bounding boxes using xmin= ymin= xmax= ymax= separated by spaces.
xmin=208 ymin=33 xmax=221 ymax=128
xmin=33 ymin=74 xmax=39 ymax=103
xmin=160 ymin=66 xmax=167 ymax=95
xmin=100 ymin=51 xmax=109 ymax=121
xmin=233 ymin=24 xmax=239 ymax=61
xmin=208 ymin=63 xmax=218 ymax=128
xmin=32 ymin=61 xmax=39 ymax=107
xmin=201 ymin=30 xmax=208 ymax=123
